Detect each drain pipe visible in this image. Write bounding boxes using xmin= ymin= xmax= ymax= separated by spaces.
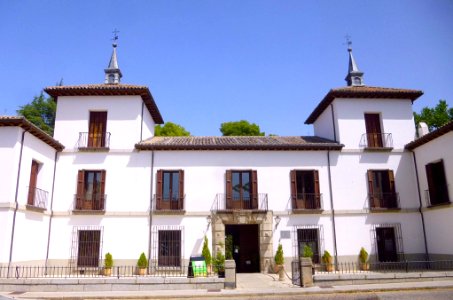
xmin=147 ymin=150 xmax=155 ymax=266
xmin=412 ymin=151 xmax=430 ymax=260
xmin=8 ymin=130 xmax=26 ymax=273
xmin=327 ymin=150 xmax=338 ymax=266
xmin=45 ymin=151 xmax=59 ymax=269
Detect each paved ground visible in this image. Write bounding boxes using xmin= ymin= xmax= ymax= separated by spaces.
xmin=1 ymin=273 xmax=453 ymax=299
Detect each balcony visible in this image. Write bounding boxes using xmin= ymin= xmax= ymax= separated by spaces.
xmin=291 ymin=193 xmax=323 ymax=213
xmin=152 ymin=194 xmax=185 ymax=214
xmin=77 ymin=132 xmax=111 ymax=151
xmin=73 ymin=194 xmax=106 ymax=213
xmin=368 ymin=193 xmax=400 ymax=211
xmin=360 ymin=133 xmax=393 ymax=151
xmin=425 ymin=187 xmax=451 ymax=207
xmin=26 ymin=187 xmax=48 ymax=211
xmin=211 ymin=193 xmax=268 ymax=212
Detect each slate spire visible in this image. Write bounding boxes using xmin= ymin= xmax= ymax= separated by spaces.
xmin=104 ymin=30 xmax=122 ymax=84
xmin=345 ymin=44 xmax=364 ymax=86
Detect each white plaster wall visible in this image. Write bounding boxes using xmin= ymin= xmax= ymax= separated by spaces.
xmin=313 ymin=105 xmax=336 ymax=141
xmin=54 ymin=96 xmax=146 ymax=150
xmin=141 ymin=106 xmax=155 ymax=141
xmin=52 ymin=151 xmax=151 ymax=212
xmin=0 ymin=211 xmax=13 ymax=263
xmin=0 ymin=127 xmax=21 ymax=204
xmin=152 ymin=151 xmax=332 ymax=212
xmin=329 ymin=151 xmax=418 ymax=210
xmin=335 ymin=213 xmax=425 ymax=258
xmin=412 ymin=131 xmax=453 ymax=255
xmin=333 ymin=98 xmax=415 ymax=149
xmin=10 ymin=212 xmax=50 ymax=262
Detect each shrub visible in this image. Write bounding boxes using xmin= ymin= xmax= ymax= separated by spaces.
xmin=302 ymin=245 xmax=314 ymax=258
xmin=137 ymin=252 xmax=148 ymax=269
xmin=274 ymin=244 xmax=284 ymax=265
xmin=359 ymin=247 xmax=369 ymax=264
xmin=322 ymin=250 xmax=332 ymax=264
xmin=201 ymin=236 xmax=212 ymax=266
xmin=213 ymin=251 xmax=225 ymax=272
xmin=225 ymin=235 xmax=233 ymax=260
xmin=104 ymin=252 xmax=113 ymax=268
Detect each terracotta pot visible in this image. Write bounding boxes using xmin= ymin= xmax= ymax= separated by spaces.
xmin=103 ymin=267 xmax=112 ymax=276
xmin=360 ymin=262 xmax=369 ymax=271
xmin=325 ymin=263 xmax=334 ymax=272
xmin=138 ymin=267 xmax=147 ymax=276
xmin=278 ymin=265 xmax=285 ymax=281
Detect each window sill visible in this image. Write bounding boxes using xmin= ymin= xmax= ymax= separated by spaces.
xmin=427 ymin=201 xmax=451 ymax=209
xmin=292 ymin=208 xmax=323 ymax=214
xmin=369 ymin=207 xmax=401 ymax=212
xmin=153 ymin=209 xmax=186 ymax=215
xmin=25 ymin=204 xmax=46 ymax=213
xmin=72 ymin=210 xmax=106 ymax=215
xmin=215 ymin=209 xmax=268 ymax=214
xmin=363 ymin=147 xmax=393 ymax=152
xmin=78 ymin=147 xmax=110 ymax=152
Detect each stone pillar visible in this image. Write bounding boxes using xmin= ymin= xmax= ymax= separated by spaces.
xmin=224 ymin=259 xmax=236 ymax=289
xmin=300 ymin=257 xmax=313 ymax=287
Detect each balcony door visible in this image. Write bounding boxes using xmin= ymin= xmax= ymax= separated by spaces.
xmin=226 ymin=170 xmax=258 ymax=209
xmin=156 ymin=170 xmax=184 ymax=210
xmin=290 ymin=170 xmax=320 ymax=209
xmin=365 ymin=113 xmax=383 ymax=147
xmin=367 ymin=170 xmax=397 ymax=209
xmin=76 ymin=170 xmax=106 ymax=210
xmin=88 ymin=112 xmax=107 ymax=148
xmin=27 ymin=160 xmax=39 ymax=206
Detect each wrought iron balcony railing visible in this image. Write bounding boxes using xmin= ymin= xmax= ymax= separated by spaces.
xmin=27 ymin=187 xmax=48 ymax=210
xmin=360 ymin=133 xmax=393 ymax=149
xmin=73 ymin=194 xmax=106 ymax=211
xmin=425 ymin=187 xmax=450 ymax=207
xmin=211 ymin=193 xmax=268 ymax=212
xmin=77 ymin=132 xmax=111 ymax=150
xmin=368 ymin=192 xmax=400 ymax=210
xmin=291 ymin=193 xmax=323 ymax=211
xmin=152 ymin=194 xmax=185 ymax=212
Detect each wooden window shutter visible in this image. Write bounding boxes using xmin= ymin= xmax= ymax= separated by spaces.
xmin=290 ymin=170 xmax=297 ymax=202
xmin=178 ymin=170 xmax=184 ymax=202
xmin=251 ymin=170 xmax=258 ymax=207
xmin=100 ymin=170 xmax=106 ymax=207
xmin=388 ymin=170 xmax=395 ymax=193
xmin=226 ymin=170 xmax=232 ymax=202
xmin=28 ymin=160 xmax=39 ymax=205
xmin=76 ymin=170 xmax=85 ymax=209
xmin=367 ymin=170 xmax=374 ymax=195
xmin=156 ymin=170 xmax=163 ymax=209
xmin=313 ymin=170 xmax=320 ymax=195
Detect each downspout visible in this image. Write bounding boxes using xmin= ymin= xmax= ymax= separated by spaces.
xmin=140 ymin=101 xmax=145 ymax=141
xmin=330 ymin=104 xmax=337 ymax=142
xmin=45 ymin=150 xmax=59 ymax=269
xmin=412 ymin=151 xmax=430 ymax=260
xmin=147 ymin=150 xmax=155 ymax=267
xmin=327 ymin=150 xmax=338 ymax=266
xmin=8 ymin=130 xmax=26 ymax=272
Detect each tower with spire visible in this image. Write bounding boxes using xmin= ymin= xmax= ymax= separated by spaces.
xmin=345 ymin=44 xmax=364 ymax=87
xmin=104 ymin=30 xmax=122 ymax=84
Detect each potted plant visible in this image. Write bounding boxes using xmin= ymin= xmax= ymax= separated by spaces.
xmin=103 ymin=252 xmax=113 ymax=276
xmin=202 ymin=236 xmax=212 ymax=273
xmin=213 ymin=250 xmax=225 ymax=278
xmin=225 ymin=235 xmax=233 ymax=260
xmin=359 ymin=247 xmax=369 ymax=271
xmin=302 ymin=244 xmax=314 ymax=260
xmin=322 ymin=250 xmax=334 ymax=272
xmin=274 ymin=243 xmax=285 ymax=281
xmin=137 ymin=252 xmax=148 ymax=275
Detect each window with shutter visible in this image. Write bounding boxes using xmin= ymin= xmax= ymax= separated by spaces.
xmin=77 ymin=230 xmax=101 ymax=267
xmin=425 ymin=160 xmax=450 ymax=206
xmin=158 ymin=230 xmax=181 ymax=267
xmin=27 ymin=160 xmax=40 ymax=206
xmin=367 ymin=170 xmax=398 ymax=209
xmin=75 ymin=170 xmax=106 ymax=211
xmin=88 ymin=112 xmax=107 ymax=148
xmin=364 ymin=113 xmax=383 ymax=148
xmin=291 ymin=170 xmax=321 ymax=210
xmin=226 ymin=170 xmax=257 ymax=209
xmin=156 ymin=170 xmax=184 ymax=211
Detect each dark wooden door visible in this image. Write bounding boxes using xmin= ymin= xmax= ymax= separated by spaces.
xmin=376 ymin=227 xmax=397 ymax=262
xmin=88 ymin=112 xmax=107 ymax=148
xmin=226 ymin=225 xmax=260 ymax=273
xmin=27 ymin=160 xmax=39 ymax=206
xmin=365 ymin=113 xmax=383 ymax=147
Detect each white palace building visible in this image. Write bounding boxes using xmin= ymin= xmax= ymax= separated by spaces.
xmin=1 ymin=42 xmax=452 ymax=273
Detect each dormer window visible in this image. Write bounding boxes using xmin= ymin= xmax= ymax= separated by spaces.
xmin=353 ymin=77 xmax=361 ymax=85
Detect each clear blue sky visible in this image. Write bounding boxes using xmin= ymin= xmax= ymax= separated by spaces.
xmin=1 ymin=0 xmax=452 ymax=136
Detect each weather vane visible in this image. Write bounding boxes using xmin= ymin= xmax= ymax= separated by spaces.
xmin=112 ymin=29 xmax=119 ymax=45
xmin=344 ymin=34 xmax=352 ymax=50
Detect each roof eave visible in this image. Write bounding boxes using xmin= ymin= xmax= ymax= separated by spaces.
xmin=405 ymin=121 xmax=453 ymax=150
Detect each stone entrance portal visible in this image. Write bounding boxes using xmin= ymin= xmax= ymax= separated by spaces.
xmin=212 ymin=211 xmax=273 ymax=273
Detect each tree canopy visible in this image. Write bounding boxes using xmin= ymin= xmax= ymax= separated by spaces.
xmin=414 ymin=100 xmax=453 ymax=131
xmin=17 ymin=92 xmax=56 ymax=136
xmin=154 ymin=122 xmax=190 ymax=136
xmin=220 ymin=120 xmax=265 ymax=136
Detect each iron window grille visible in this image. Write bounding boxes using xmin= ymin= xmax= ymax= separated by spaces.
xmin=151 ymin=225 xmax=184 ymax=269
xmin=70 ymin=226 xmax=104 ymax=269
xmin=292 ymin=225 xmax=324 ymax=264
xmin=371 ymin=223 xmax=404 ymax=262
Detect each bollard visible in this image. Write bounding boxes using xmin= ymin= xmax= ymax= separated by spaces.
xmin=300 ymin=257 xmax=313 ymax=287
xmin=224 ymin=259 xmax=236 ymax=289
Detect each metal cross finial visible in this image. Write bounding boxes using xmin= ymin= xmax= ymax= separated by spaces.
xmin=344 ymin=34 xmax=352 ymax=50
xmin=112 ymin=29 xmax=119 ymax=42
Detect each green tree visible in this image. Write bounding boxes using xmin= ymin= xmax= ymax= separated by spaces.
xmin=17 ymin=92 xmax=56 ymax=136
xmin=220 ymin=120 xmax=265 ymax=136
xmin=154 ymin=122 xmax=190 ymax=136
xmin=414 ymin=100 xmax=453 ymax=131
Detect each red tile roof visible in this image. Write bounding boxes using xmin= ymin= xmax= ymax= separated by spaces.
xmin=305 ymin=86 xmax=423 ymax=124
xmin=135 ymin=136 xmax=343 ymax=151
xmin=44 ymin=84 xmax=164 ymax=124
xmin=405 ymin=121 xmax=453 ymax=150
xmin=0 ymin=116 xmax=64 ymax=151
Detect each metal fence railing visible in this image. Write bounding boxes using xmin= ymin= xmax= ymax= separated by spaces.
xmin=360 ymin=133 xmax=393 ymax=149
xmin=212 ymin=193 xmax=268 ymax=212
xmin=77 ymin=132 xmax=111 ymax=149
xmin=0 ymin=264 xmax=225 ymax=279
xmin=313 ymin=260 xmax=453 ymax=274
xmin=368 ymin=192 xmax=400 ymax=210
xmin=27 ymin=187 xmax=48 ymax=210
